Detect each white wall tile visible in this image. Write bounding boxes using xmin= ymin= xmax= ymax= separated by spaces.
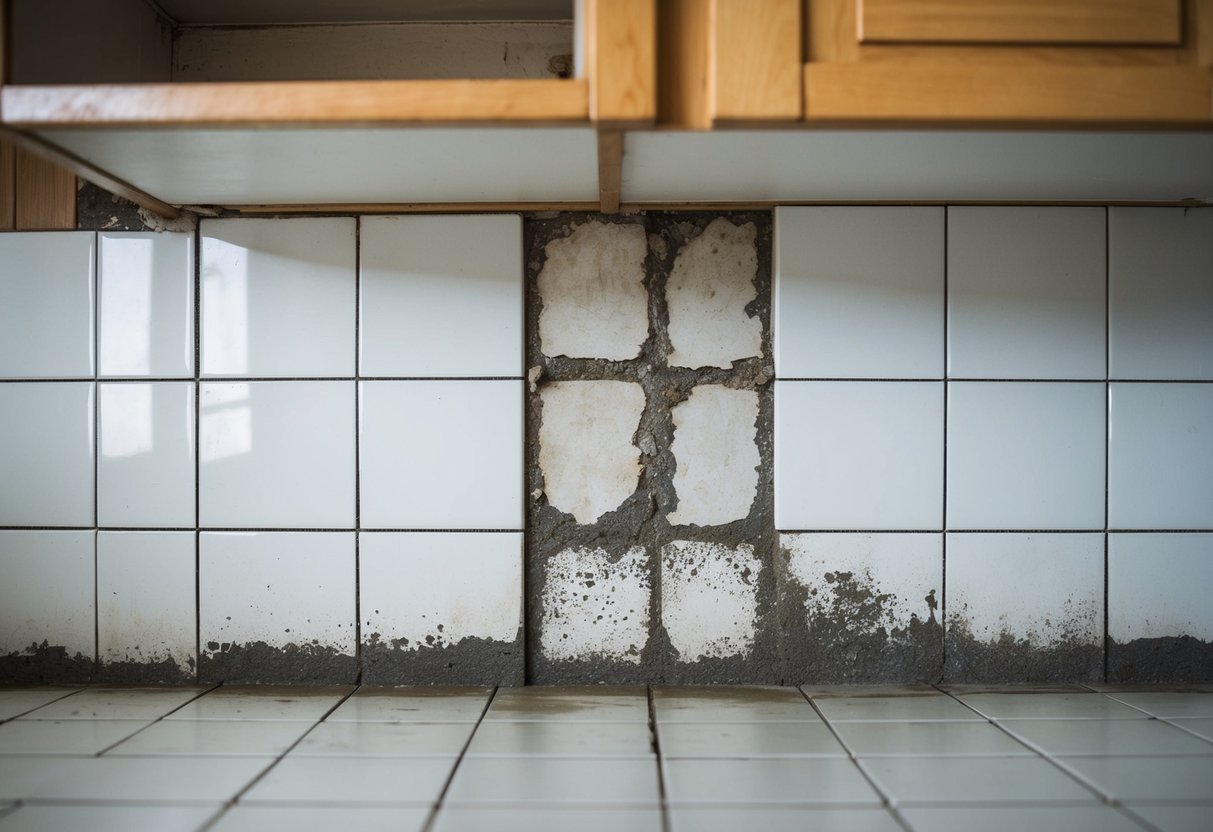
xmin=0 ymin=530 xmax=94 ymax=659
xmin=540 ymin=546 xmax=651 ymax=664
xmin=668 ymin=386 xmax=759 ymax=527
xmin=661 ymin=541 xmax=761 ymax=661
xmin=1108 ymin=383 xmax=1213 ymax=530
xmin=199 ymin=381 xmax=355 ymax=528
xmin=947 ymin=382 xmax=1105 ymax=530
xmin=360 ymin=215 xmax=523 ymax=377
xmin=0 ymin=232 xmax=95 ymax=378
xmin=360 ymin=380 xmax=522 ymax=530
xmin=1109 ymin=207 xmax=1213 ymax=380
xmin=948 ymin=207 xmax=1106 ymax=379
xmin=97 ymin=531 xmax=195 ymax=672
xmin=200 ymin=531 xmax=355 ymax=654
xmin=1109 ymin=533 xmax=1213 ymax=643
xmin=200 ymin=218 xmax=355 ymax=377
xmin=0 ymin=382 xmax=94 ymax=526
xmin=98 ymin=232 xmax=194 ymax=378
xmin=774 ymin=207 xmax=944 ymax=379
xmin=360 ymin=532 xmax=522 ymax=651
xmin=946 ymin=533 xmax=1104 ymax=648
xmin=98 ymin=382 xmax=195 ymax=528
xmin=775 ymin=381 xmax=943 ymax=530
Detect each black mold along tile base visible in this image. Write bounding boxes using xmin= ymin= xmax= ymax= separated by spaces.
xmin=944 ymin=627 xmax=1104 ymax=684
xmin=0 ymin=644 xmax=94 ymax=684
xmin=1107 ymin=636 xmax=1213 ymax=683
xmin=360 ymin=633 xmax=524 ymax=686
xmin=199 ymin=641 xmax=358 ymax=685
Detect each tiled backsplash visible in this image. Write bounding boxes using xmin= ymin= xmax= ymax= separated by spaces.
xmin=0 ymin=207 xmax=1209 ymax=685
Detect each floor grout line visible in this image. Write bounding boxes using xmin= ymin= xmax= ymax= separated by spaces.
xmin=91 ymin=684 xmax=222 ymax=757
xmin=420 ymin=685 xmax=499 ymax=832
xmin=648 ymin=685 xmax=672 ymax=832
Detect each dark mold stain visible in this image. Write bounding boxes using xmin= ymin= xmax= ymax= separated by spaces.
xmin=76 ymin=181 xmax=151 ymax=231
xmin=1108 ymin=636 xmax=1213 ymax=683
xmin=944 ymin=621 xmax=1102 ymax=683
xmin=199 ymin=641 xmax=357 ymax=685
xmin=361 ymin=632 xmax=524 ymax=686
xmin=0 ymin=643 xmax=94 ymax=684
xmin=98 ymin=656 xmax=195 ymax=685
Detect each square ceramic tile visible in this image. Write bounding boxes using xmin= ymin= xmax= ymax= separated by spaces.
xmin=20 ymin=756 xmax=273 ymax=802
xmin=0 ymin=231 xmax=95 ymax=378
xmin=293 ymin=721 xmax=473 ymax=757
xmin=1107 ymin=694 xmax=1213 ymax=719
xmin=900 ymin=806 xmax=1145 ymax=832
xmin=945 ymin=533 xmax=1104 ymax=679
xmin=773 ymin=207 xmax=944 ymax=379
xmin=466 ymin=722 xmax=652 ymax=757
xmin=242 ymin=756 xmax=454 ymax=805
xmin=445 ymin=757 xmax=660 ymax=805
xmin=0 ymin=757 xmax=66 ymax=801
xmin=98 ymin=232 xmax=194 ymax=378
xmin=106 ymin=719 xmax=310 ymax=756
xmin=956 ymin=692 xmax=1147 ymax=720
xmin=436 ymin=808 xmax=664 ymax=832
xmin=199 ymin=381 xmax=355 ymax=528
xmin=663 ymin=758 xmax=879 ymax=805
xmin=23 ymin=687 xmax=205 ymax=720
xmin=200 ymin=218 xmax=355 ymax=377
xmin=359 ymin=381 xmax=523 ymax=529
xmin=833 ymin=721 xmax=1034 ymax=756
xmin=669 ymin=808 xmax=902 ymax=832
xmin=0 ymin=689 xmax=80 ymax=721
xmin=946 ymin=382 xmax=1105 ymax=529
xmin=0 ymin=718 xmax=149 ymax=755
xmin=0 ymin=805 xmax=220 ymax=832
xmin=775 ymin=381 xmax=943 ymax=530
xmin=1003 ymin=718 xmax=1213 ymax=756
xmin=327 ymin=688 xmax=492 ymax=723
xmin=0 ymin=383 xmax=94 ymax=526
xmin=360 ymin=532 xmax=522 ymax=658
xmin=360 ymin=215 xmax=523 ymax=377
xmin=1061 ymin=756 xmax=1213 ymax=802
xmin=1109 ymin=534 xmax=1213 ymax=654
xmin=1109 ymin=207 xmax=1213 ymax=380
xmin=1165 ymin=719 xmax=1213 ymax=742
xmin=808 ymin=692 xmax=982 ymax=722
xmin=861 ymin=756 xmax=1095 ymax=804
xmin=658 ymin=721 xmax=846 ymax=758
xmin=97 ymin=532 xmax=196 ymax=676
xmin=1126 ymin=805 xmax=1213 ymax=832
xmin=487 ymin=687 xmax=650 ymax=722
xmin=211 ymin=806 xmax=429 ymax=832
xmin=97 ymin=382 xmax=195 ymax=527
xmin=0 ymin=531 xmax=94 ymax=663
xmin=167 ymin=686 xmax=352 ymax=721
xmin=199 ymin=533 xmax=356 ymax=672
xmin=1108 ymin=383 xmax=1213 ymax=529
xmin=947 ymin=207 xmax=1105 ymax=379
xmin=652 ymin=687 xmax=820 ymax=723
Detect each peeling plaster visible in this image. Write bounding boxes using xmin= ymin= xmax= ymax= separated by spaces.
xmin=669 ymin=386 xmax=759 ymax=526
xmin=662 ymin=541 xmax=761 ymax=661
xmin=540 ymin=546 xmax=651 ymax=664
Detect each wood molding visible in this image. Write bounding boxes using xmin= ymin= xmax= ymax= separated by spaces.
xmin=14 ymin=147 xmax=75 ymax=229
xmin=713 ymin=0 xmax=802 ymax=122
xmin=657 ymin=0 xmax=712 ymax=128
xmin=596 ymin=129 xmax=624 ymax=213
xmin=586 ymin=0 xmax=656 ymax=125
xmin=0 ymin=138 xmax=14 ymax=229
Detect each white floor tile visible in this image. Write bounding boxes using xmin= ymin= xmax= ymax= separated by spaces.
xmin=435 ymin=807 xmax=664 ymax=832
xmin=0 ymin=689 xmax=81 ymax=722
xmin=445 ymin=757 xmax=660 ymax=805
xmin=487 ymin=687 xmax=650 ymax=723
xmin=106 ymin=719 xmax=311 ymax=756
xmin=654 ymin=687 xmax=821 ymax=723
xmin=293 ymin=722 xmax=473 ymax=757
xmin=22 ymin=687 xmax=206 ymax=721
xmin=1003 ymin=718 xmax=1213 ymax=756
xmin=1125 ymin=804 xmax=1213 ymax=832
xmin=167 ymin=687 xmax=352 ymax=722
xmin=327 ymin=688 xmax=491 ymax=723
xmin=900 ymin=806 xmax=1145 ymax=832
xmin=0 ymin=804 xmax=219 ymax=832
xmin=809 ymin=693 xmax=981 ymax=723
xmin=0 ymin=719 xmax=148 ymax=755
xmin=957 ymin=693 xmax=1148 ymax=720
xmin=210 ymin=806 xmax=429 ymax=832
xmin=19 ymin=756 xmax=273 ymax=802
xmin=658 ymin=721 xmax=845 ymax=758
xmin=465 ymin=722 xmax=653 ymax=757
xmin=1169 ymin=719 xmax=1213 ymax=741
xmin=1062 ymin=756 xmax=1213 ymax=802
xmin=671 ymin=807 xmax=903 ymax=832
xmin=861 ymin=756 xmax=1095 ymax=804
xmin=242 ymin=756 xmax=454 ymax=805
xmin=664 ymin=757 xmax=879 ymax=805
xmin=834 ymin=721 xmax=1034 ymax=756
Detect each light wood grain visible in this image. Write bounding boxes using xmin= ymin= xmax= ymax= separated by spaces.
xmin=808 ymin=0 xmax=860 ymax=61
xmin=586 ymin=0 xmax=656 ymax=124
xmin=0 ymin=139 xmax=15 ymax=230
xmin=14 ymin=148 xmax=76 ymax=229
xmin=861 ymin=0 xmax=1182 ymax=45
xmin=657 ymin=0 xmax=712 ymax=128
xmin=597 ymin=129 xmax=624 ymax=212
xmin=229 ymin=202 xmax=603 ymax=214
xmin=713 ymin=0 xmax=802 ymax=122
xmin=804 ymin=62 xmax=1213 ymax=124
xmin=1194 ymin=0 xmax=1213 ymax=65
xmin=1 ymin=79 xmax=589 ymax=127
xmin=850 ymin=44 xmax=1183 ymax=67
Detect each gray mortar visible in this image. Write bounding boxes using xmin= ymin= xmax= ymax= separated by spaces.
xmin=525 ymin=212 xmax=778 ymax=685
xmin=98 ymin=656 xmax=195 ymax=685
xmin=200 ymin=641 xmax=357 ymax=685
xmin=361 ymin=631 xmax=524 ymax=686
xmin=944 ymin=622 xmax=1103 ymax=683
xmin=76 ymin=181 xmax=151 ymax=231
xmin=1108 ymin=637 xmax=1213 ymax=683
xmin=0 ymin=643 xmax=94 ymax=684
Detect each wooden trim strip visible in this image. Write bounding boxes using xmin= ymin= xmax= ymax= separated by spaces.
xmin=586 ymin=0 xmax=656 ymax=125
xmin=597 ymin=129 xmax=624 ymax=213
xmin=713 ymin=0 xmax=802 ymax=123
xmin=657 ymin=0 xmax=712 ymax=129
xmin=14 ymin=148 xmax=75 ymax=229
xmin=0 ymin=138 xmax=14 ymax=229
xmin=1 ymin=79 xmax=589 ymax=128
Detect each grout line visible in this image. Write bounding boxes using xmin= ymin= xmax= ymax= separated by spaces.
xmin=354 ymin=217 xmax=362 ymax=685
xmin=92 ymin=234 xmax=100 ymax=673
xmin=420 ymin=685 xmax=499 ymax=832
xmin=648 ymin=686 xmax=672 ymax=832
xmin=1104 ymin=206 xmax=1112 ymax=684
xmin=194 ymin=226 xmax=202 ymax=685
xmin=941 ymin=208 xmax=949 ymax=684
xmin=91 ymin=683 xmax=221 ymax=757
xmin=1 ymin=688 xmax=89 ymax=722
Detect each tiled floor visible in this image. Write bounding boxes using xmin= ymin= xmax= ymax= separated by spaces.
xmin=0 ymin=685 xmax=1210 ymax=831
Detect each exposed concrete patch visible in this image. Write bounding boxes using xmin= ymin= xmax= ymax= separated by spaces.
xmin=661 ymin=541 xmax=761 ymax=662
xmin=538 ymin=380 xmax=645 ymax=524
xmin=537 ymin=221 xmax=649 ymax=360
xmin=0 ymin=643 xmax=93 ymax=684
xmin=539 ymin=546 xmax=652 ymax=665
xmin=1107 ymin=637 xmax=1213 ymax=683
xmin=666 ymin=218 xmax=762 ymax=369
xmin=199 ymin=641 xmax=357 ymax=685
xmin=668 ymin=385 xmax=759 ymax=526
xmin=76 ymin=182 xmax=148 ymax=231
xmin=945 ymin=622 xmax=1103 ymax=683
xmin=362 ymin=632 xmax=524 ymax=686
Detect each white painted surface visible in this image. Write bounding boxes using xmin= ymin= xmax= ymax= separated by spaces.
xmin=360 ymin=532 xmax=522 ymax=650
xmin=359 ymin=381 xmax=523 ymax=529
xmin=947 ymin=382 xmax=1105 ymax=530
xmin=199 ymin=531 xmax=355 ymax=653
xmin=946 ymin=533 xmax=1104 ymax=647
xmin=199 ymin=381 xmax=355 ymax=528
xmin=98 ymin=382 xmax=195 ymax=528
xmin=97 ymin=531 xmax=196 ymax=671
xmin=538 ymin=381 xmax=645 ymax=524
xmin=537 ymin=221 xmax=649 ymax=361
xmin=623 ymin=131 xmax=1213 ymax=203
xmin=0 ymin=383 xmax=95 ymax=527
xmin=360 ymin=215 xmax=524 ymax=377
xmin=666 ymin=218 xmax=762 ymax=369
xmin=0 ymin=233 xmax=95 ymax=379
xmin=661 ymin=541 xmax=761 ymax=661
xmin=783 ymin=533 xmax=942 ymax=635
xmin=0 ymin=531 xmax=95 ymax=659
xmin=1108 ymin=383 xmax=1213 ymax=530
xmin=668 ymin=386 xmax=759 ymax=527
xmin=1109 ymin=207 xmax=1213 ymax=380
xmin=775 ymin=381 xmax=943 ymax=530
xmin=948 ymin=207 xmax=1106 ymax=380
xmin=201 ymin=218 xmax=356 ymax=377
xmin=540 ymin=546 xmax=650 ymax=664
xmin=99 ymin=232 xmax=194 ymax=379
xmin=774 ymin=207 xmax=944 ymax=380
xmin=1109 ymin=533 xmax=1213 ymax=642
xmin=38 ymin=128 xmax=600 ymax=206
